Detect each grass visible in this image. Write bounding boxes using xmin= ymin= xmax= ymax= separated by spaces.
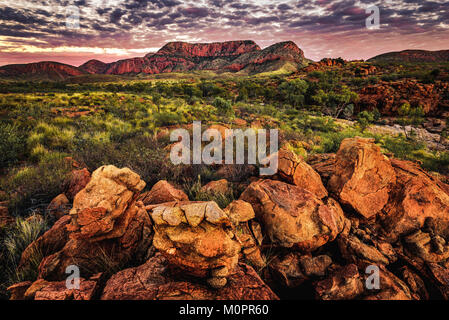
xmin=183 ymin=176 xmax=236 ymax=209
xmin=0 ymin=215 xmax=48 ymax=297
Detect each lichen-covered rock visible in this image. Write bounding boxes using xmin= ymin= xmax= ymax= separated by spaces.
xmin=67 ymin=165 xmax=146 ymax=241
xmin=277 ymin=148 xmax=328 ymax=198
xmin=380 ymin=159 xmax=449 ymax=241
xmin=240 ymin=179 xmax=345 ymax=251
xmin=139 ymin=180 xmax=188 ymax=205
xmin=26 ymin=274 xmax=102 ymax=300
xmin=101 ymin=253 xmax=278 ymax=300
xmin=328 ymin=138 xmax=396 ymax=219
xmin=36 ymin=166 xmax=153 ymax=280
xmin=315 ymin=264 xmax=364 ymax=300
xmin=224 ymin=200 xmax=255 ymax=225
xmin=148 ymin=201 xmax=241 ymax=288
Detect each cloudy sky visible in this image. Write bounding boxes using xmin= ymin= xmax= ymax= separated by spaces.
xmin=0 ymin=0 xmax=448 ymax=66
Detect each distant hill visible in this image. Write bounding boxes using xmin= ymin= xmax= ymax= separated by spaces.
xmin=0 ymin=40 xmax=309 ymax=80
xmin=0 ymin=61 xmax=84 ymax=81
xmin=368 ymin=49 xmax=449 ymax=63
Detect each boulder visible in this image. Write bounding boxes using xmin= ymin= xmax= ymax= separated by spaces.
xmin=315 ymin=264 xmax=364 ymax=300
xmin=277 ymin=148 xmax=328 ymax=198
xmin=148 ymin=201 xmax=241 ymax=288
xmin=380 ymin=159 xmax=449 ymax=241
xmin=223 ymin=200 xmax=255 ymax=225
xmin=299 ymin=255 xmax=333 ymax=277
xmin=307 ymin=153 xmax=336 ymax=187
xmin=201 ymin=179 xmax=229 ymax=194
xmin=67 ymin=165 xmax=146 ymax=241
xmin=101 ymin=253 xmax=278 ymax=300
xmin=268 ymin=252 xmax=306 ymax=288
xmin=240 ymin=179 xmax=345 ymax=251
xmin=65 ymin=168 xmax=91 ymax=200
xmin=36 ymin=166 xmax=153 ymax=280
xmin=328 ymin=137 xmax=396 ymax=219
xmin=26 ymin=274 xmax=102 ymax=300
xmin=47 ymin=193 xmax=70 ymax=219
xmin=139 ymin=180 xmax=188 ymax=205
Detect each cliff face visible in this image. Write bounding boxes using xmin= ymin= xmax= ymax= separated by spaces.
xmin=151 ymin=40 xmax=261 ymax=58
xmin=0 ymin=40 xmax=307 ymax=79
xmin=368 ymin=50 xmax=449 ymax=63
xmin=0 ymin=61 xmax=84 ymax=80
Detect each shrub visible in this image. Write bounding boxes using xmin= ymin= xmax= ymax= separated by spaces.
xmin=1 ymin=154 xmax=71 ymax=215
xmin=184 ymin=176 xmax=235 ymax=209
xmin=357 ymin=111 xmax=375 ymax=132
xmin=212 ymin=97 xmax=234 ymax=117
xmin=0 ymin=123 xmax=26 ymax=169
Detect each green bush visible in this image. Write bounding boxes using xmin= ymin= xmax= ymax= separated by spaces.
xmin=0 ymin=154 xmax=71 ymax=214
xmin=0 ymin=123 xmax=26 ymax=169
xmin=213 ymin=97 xmax=234 ymax=117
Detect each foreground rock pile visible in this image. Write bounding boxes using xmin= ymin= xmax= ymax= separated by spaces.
xmin=7 ymin=137 xmax=449 ymax=300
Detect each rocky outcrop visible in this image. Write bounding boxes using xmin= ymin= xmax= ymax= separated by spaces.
xmin=148 ymin=201 xmax=241 ymax=288
xmin=357 ymin=80 xmax=449 ymax=116
xmin=328 ymin=137 xmax=396 ymax=219
xmin=34 ymin=166 xmax=153 ymax=280
xmin=7 ymin=137 xmax=449 ymax=301
xmin=303 ymin=58 xmax=345 ymax=72
xmin=101 ymin=253 xmax=278 ymax=300
xmin=240 ymin=179 xmax=345 ymax=251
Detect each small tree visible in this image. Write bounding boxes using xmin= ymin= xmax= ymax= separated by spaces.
xmin=213 ymin=97 xmax=234 ymax=117
xmin=357 ymin=111 xmax=375 ymax=132
xmin=152 ymin=93 xmax=162 ymax=113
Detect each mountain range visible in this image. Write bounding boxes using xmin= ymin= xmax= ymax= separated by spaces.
xmin=0 ymin=41 xmax=448 ymax=81
xmin=0 ymin=40 xmax=307 ymax=80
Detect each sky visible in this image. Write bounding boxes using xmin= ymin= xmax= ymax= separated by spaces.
xmin=0 ymin=0 xmax=448 ymax=66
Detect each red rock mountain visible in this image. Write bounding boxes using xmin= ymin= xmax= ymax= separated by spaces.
xmin=0 ymin=61 xmax=84 ymax=80
xmin=79 ymin=59 xmax=109 ymax=74
xmin=0 ymin=40 xmax=307 ymax=79
xmin=368 ymin=49 xmax=449 ymax=63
